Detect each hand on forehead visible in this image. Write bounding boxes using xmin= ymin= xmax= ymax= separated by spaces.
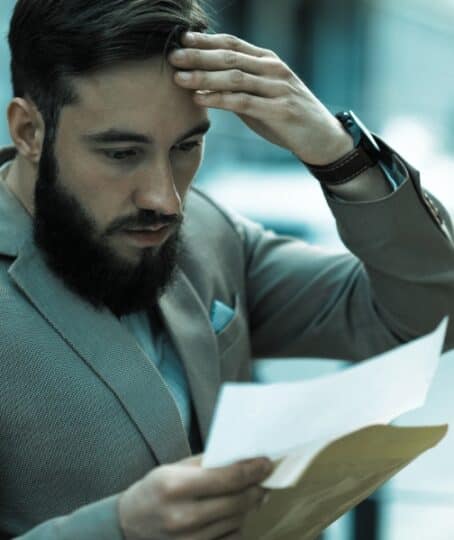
xmin=168 ymin=31 xmax=344 ymax=165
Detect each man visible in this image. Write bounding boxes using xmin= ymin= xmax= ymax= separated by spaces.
xmin=1 ymin=0 xmax=454 ymax=539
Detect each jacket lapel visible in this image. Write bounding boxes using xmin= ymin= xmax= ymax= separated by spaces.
xmin=1 ymin=160 xmax=221 ymax=459
xmin=9 ymin=239 xmax=192 ymax=464
xmin=159 ymin=272 xmax=221 ymax=443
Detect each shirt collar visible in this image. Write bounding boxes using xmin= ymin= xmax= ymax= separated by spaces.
xmin=0 ymin=146 xmax=33 ymax=257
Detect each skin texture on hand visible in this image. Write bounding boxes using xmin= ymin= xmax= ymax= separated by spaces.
xmin=168 ymin=32 xmax=354 ymax=166
xmin=118 ymin=455 xmax=273 ymax=540
xmin=169 ymin=32 xmax=393 ymax=201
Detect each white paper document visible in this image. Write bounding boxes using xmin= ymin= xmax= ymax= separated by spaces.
xmin=203 ymin=318 xmax=448 ymax=489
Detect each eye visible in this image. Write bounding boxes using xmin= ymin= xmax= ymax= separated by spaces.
xmin=102 ymin=148 xmax=140 ymax=161
xmin=173 ymin=141 xmax=202 ymax=153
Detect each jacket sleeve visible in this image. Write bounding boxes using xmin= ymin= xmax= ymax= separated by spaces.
xmin=238 ymin=144 xmax=454 ymax=361
xmin=8 ymin=496 xmax=124 ymax=540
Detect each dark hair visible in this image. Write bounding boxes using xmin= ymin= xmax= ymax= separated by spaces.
xmin=8 ymin=0 xmax=210 ymax=141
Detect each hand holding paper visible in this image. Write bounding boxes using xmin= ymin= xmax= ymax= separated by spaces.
xmin=203 ymin=318 xmax=449 ymax=539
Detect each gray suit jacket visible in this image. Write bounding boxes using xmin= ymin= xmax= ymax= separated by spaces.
xmin=1 ymin=145 xmax=454 ymax=539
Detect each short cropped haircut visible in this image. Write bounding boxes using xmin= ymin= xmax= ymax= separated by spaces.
xmin=8 ymin=0 xmax=210 ymax=140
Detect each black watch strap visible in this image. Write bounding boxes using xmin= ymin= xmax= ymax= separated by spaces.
xmin=305 ymin=146 xmax=378 ymax=186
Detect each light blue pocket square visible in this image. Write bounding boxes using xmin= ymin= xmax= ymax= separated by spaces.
xmin=210 ymin=300 xmax=235 ymax=334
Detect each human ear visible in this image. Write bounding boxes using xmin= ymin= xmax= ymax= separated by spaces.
xmin=7 ymin=98 xmax=45 ymax=165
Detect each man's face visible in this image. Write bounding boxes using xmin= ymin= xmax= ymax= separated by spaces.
xmin=34 ymin=57 xmax=209 ymax=315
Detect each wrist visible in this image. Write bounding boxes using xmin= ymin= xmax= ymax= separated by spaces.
xmin=319 ymin=127 xmax=355 ymax=166
xmin=300 ymin=111 xmax=383 ymax=187
xmin=294 ymin=119 xmax=355 ymax=166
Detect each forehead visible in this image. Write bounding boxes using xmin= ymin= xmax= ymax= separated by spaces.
xmin=60 ymin=57 xmax=208 ymax=140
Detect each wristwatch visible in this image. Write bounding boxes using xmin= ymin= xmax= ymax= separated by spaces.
xmin=305 ymin=110 xmax=382 ymax=186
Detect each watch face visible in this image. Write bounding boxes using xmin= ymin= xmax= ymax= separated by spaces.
xmin=338 ymin=111 xmax=381 ymax=159
xmin=340 ymin=112 xmax=361 ymax=146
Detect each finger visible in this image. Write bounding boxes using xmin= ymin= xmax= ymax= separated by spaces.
xmin=181 ymin=454 xmax=203 ymax=467
xmin=182 ymin=31 xmax=274 ymax=58
xmin=194 ymin=91 xmax=275 ymax=119
xmin=175 ymin=70 xmax=285 ymax=98
xmin=159 ymin=487 xmax=264 ymax=535
xmin=195 ymin=485 xmax=265 ymax=523
xmin=181 ymin=515 xmax=243 ymax=540
xmin=182 ymin=458 xmax=272 ymax=498
xmin=169 ymin=48 xmax=285 ymax=78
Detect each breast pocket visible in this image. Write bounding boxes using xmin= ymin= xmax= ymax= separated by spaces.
xmin=215 ymin=294 xmax=251 ymax=381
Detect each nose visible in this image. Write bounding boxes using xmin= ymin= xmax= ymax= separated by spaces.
xmin=133 ymin=156 xmax=182 ymax=216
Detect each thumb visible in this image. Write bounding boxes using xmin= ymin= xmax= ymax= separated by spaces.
xmin=181 ymin=453 xmax=204 ymax=467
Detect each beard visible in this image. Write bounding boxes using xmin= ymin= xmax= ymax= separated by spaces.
xmin=33 ymin=143 xmax=183 ymax=317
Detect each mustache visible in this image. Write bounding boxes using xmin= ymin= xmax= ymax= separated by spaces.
xmin=105 ymin=210 xmax=183 ymax=235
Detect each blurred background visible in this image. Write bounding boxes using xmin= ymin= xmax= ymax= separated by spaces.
xmin=2 ymin=0 xmax=454 ymax=538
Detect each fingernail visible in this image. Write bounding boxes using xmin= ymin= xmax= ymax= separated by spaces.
xmin=194 ymin=91 xmax=208 ymax=101
xmin=177 ymin=71 xmax=192 ymax=81
xmin=171 ymin=49 xmax=185 ymax=60
xmin=254 ymin=458 xmax=272 ymax=476
xmin=184 ymin=32 xmax=195 ymax=44
xmin=262 ymin=459 xmax=273 ymax=473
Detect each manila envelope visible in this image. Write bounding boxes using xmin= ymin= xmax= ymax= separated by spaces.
xmin=242 ymin=423 xmax=447 ymax=540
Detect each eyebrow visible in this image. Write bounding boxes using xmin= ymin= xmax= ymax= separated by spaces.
xmin=82 ymin=120 xmax=211 ymax=145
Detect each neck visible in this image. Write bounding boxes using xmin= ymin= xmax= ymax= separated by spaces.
xmin=5 ymin=155 xmax=36 ymax=216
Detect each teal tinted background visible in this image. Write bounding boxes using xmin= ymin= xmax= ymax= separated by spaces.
xmin=0 ymin=0 xmax=13 ymax=145
xmin=1 ymin=2 xmax=454 ymax=540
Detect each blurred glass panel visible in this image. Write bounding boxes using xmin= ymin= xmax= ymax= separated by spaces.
xmin=381 ymin=500 xmax=454 ymax=540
